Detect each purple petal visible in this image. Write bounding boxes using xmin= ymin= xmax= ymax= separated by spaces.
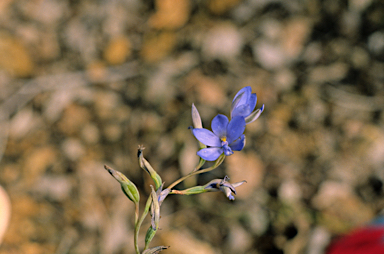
xmin=223 ymin=144 xmax=234 ymax=156
xmin=248 ymin=93 xmax=257 ymax=112
xmin=211 ymin=114 xmax=228 ymax=138
xmin=229 ymin=134 xmax=245 ymax=151
xmin=232 ymin=86 xmax=251 ymax=104
xmin=193 ymin=128 xmax=221 ymax=147
xmin=221 ymin=182 xmax=237 ymax=195
xmin=245 ymin=104 xmax=264 ymax=124
xmin=197 ymin=147 xmax=223 ymax=161
xmin=219 ymin=186 xmax=235 ymax=200
xmin=226 ymin=116 xmax=246 ymax=144
xmin=231 ymin=87 xmax=251 ymax=117
xmin=231 ymin=104 xmax=252 ymax=118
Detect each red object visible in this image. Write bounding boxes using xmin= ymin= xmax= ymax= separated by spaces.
xmin=327 ymin=227 xmax=384 ymax=254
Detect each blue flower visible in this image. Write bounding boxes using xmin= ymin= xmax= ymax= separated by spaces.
xmin=192 ymin=114 xmax=246 ymax=161
xmin=231 ymin=86 xmax=264 ymax=124
xmin=204 ymin=176 xmax=246 ymax=200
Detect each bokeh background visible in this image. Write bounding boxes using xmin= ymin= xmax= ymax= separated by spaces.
xmin=0 ymin=0 xmax=384 ymax=253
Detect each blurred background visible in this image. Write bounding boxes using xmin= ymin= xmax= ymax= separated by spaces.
xmin=0 ymin=0 xmax=384 ymax=253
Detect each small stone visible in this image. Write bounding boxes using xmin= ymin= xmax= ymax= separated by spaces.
xmin=86 ymin=61 xmax=108 ymax=83
xmin=306 ymin=227 xmax=331 ymax=254
xmin=302 ymin=42 xmax=323 ymax=64
xmin=193 ymin=74 xmax=227 ymax=108
xmin=278 ymin=179 xmax=302 ymax=204
xmin=227 ymin=223 xmax=253 ymax=253
xmin=308 ymin=63 xmax=349 ymax=83
xmin=141 ymin=32 xmax=177 ymax=62
xmin=9 ymin=108 xmax=42 ymax=139
xmin=103 ymin=124 xmax=122 ymax=142
xmin=351 ymin=47 xmax=370 ymax=69
xmin=349 ymin=0 xmax=372 ymax=12
xmin=207 ymin=0 xmax=242 ymax=15
xmin=32 ymin=175 xmax=72 ymax=202
xmin=0 ymin=32 xmax=34 ymax=77
xmin=253 ymin=40 xmax=286 ymax=70
xmin=149 ymin=0 xmax=190 ymax=29
xmin=57 ymin=104 xmax=91 ymax=135
xmin=273 ymin=69 xmax=297 ymax=92
xmin=61 ymin=138 xmax=85 ymax=161
xmin=103 ymin=36 xmax=132 ymax=65
xmin=81 ymin=124 xmax=100 ymax=145
xmin=0 ymin=0 xmax=13 ymax=14
xmin=282 ymin=18 xmax=312 ymax=60
xmin=202 ymin=23 xmax=243 ymax=60
xmin=23 ymin=147 xmax=58 ymax=183
xmin=368 ymin=31 xmax=384 ymax=56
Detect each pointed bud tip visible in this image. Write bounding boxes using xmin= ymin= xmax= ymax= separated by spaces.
xmin=104 ymin=165 xmax=114 ymax=175
xmin=137 ymin=144 xmax=145 ymax=157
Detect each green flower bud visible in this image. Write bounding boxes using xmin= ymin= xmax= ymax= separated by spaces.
xmin=171 ymin=185 xmax=208 ymax=195
xmin=144 ymin=226 xmax=156 ymax=249
xmin=138 ymin=145 xmax=162 ymax=190
xmin=104 ymin=165 xmax=140 ymax=204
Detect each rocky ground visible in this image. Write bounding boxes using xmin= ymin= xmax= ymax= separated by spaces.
xmin=0 ymin=0 xmax=384 ymax=254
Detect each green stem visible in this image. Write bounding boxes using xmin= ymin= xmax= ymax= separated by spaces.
xmin=135 ymin=196 xmax=153 ymax=253
xmin=192 ymin=157 xmax=206 ymax=173
xmin=166 ymin=154 xmax=225 ymax=190
xmin=134 ymin=203 xmax=140 ymax=254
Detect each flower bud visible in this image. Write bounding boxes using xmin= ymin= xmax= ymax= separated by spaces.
xmin=150 ymin=185 xmax=160 ymax=230
xmin=191 ymin=103 xmax=203 ymax=129
xmin=144 ymin=226 xmax=156 ymax=249
xmin=191 ymin=104 xmax=207 ymax=151
xmin=171 ymin=185 xmax=208 ymax=195
xmin=138 ymin=145 xmax=162 ymax=190
xmin=104 ymin=165 xmax=140 ymax=204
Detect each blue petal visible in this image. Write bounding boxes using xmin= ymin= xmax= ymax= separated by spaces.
xmin=223 ymin=144 xmax=234 ymax=156
xmin=197 ymin=147 xmax=223 ymax=161
xmin=230 ymin=134 xmax=245 ymax=151
xmin=228 ymin=194 xmax=235 ymax=200
xmin=249 ymin=93 xmax=257 ymax=112
xmin=231 ymin=87 xmax=251 ymax=117
xmin=211 ymin=114 xmax=228 ymax=138
xmin=232 ymin=86 xmax=251 ymax=104
xmin=231 ymin=104 xmax=252 ymax=118
xmin=226 ymin=116 xmax=246 ymax=144
xmin=245 ymin=104 xmax=264 ymax=124
xmin=192 ymin=128 xmax=221 ymax=147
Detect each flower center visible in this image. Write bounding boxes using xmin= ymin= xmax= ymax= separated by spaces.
xmin=220 ymin=137 xmax=228 ymax=147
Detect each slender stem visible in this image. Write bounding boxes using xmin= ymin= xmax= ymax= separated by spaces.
xmin=135 ymin=203 xmax=139 ymax=224
xmin=192 ymin=158 xmax=205 ymax=173
xmin=134 ymin=203 xmax=140 ymax=254
xmin=134 ymin=196 xmax=153 ymax=253
xmin=166 ymin=155 xmax=225 ymax=190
